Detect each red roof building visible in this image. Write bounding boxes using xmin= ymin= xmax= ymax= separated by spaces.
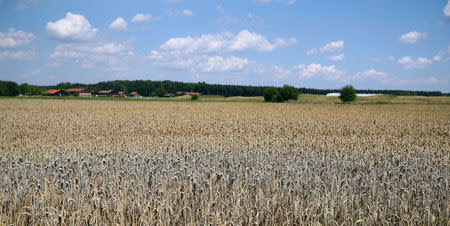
xmin=98 ymin=90 xmax=113 ymax=94
xmin=66 ymin=88 xmax=86 ymax=92
xmin=42 ymin=89 xmax=63 ymax=96
xmin=176 ymin=91 xmax=201 ymax=96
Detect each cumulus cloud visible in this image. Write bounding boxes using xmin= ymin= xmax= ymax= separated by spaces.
xmin=294 ymin=63 xmax=344 ymax=80
xmin=445 ymin=0 xmax=450 ymax=17
xmin=160 ymin=30 xmax=296 ymax=53
xmin=307 ymin=40 xmax=344 ymax=55
xmin=183 ymin=9 xmax=193 ymax=16
xmin=149 ymin=51 xmax=249 ymax=73
xmin=328 ymin=54 xmax=344 ymax=61
xmin=151 ymin=30 xmax=295 ymax=73
xmin=228 ymin=30 xmax=277 ymax=52
xmin=397 ymin=56 xmax=432 ymax=69
xmin=109 ymin=17 xmax=128 ymax=31
xmin=46 ymin=12 xmax=98 ymax=42
xmin=399 ymin=31 xmax=427 ymax=44
xmin=0 ymin=28 xmax=35 ymax=48
xmin=352 ymin=69 xmax=387 ymax=80
xmin=131 ymin=13 xmax=152 ymax=22
xmin=320 ymin=40 xmax=344 ymax=53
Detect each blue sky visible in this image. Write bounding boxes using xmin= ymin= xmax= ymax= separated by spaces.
xmin=0 ymin=0 xmax=449 ymax=92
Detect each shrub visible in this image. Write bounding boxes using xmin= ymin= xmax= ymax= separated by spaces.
xmin=279 ymin=85 xmax=299 ymax=101
xmin=339 ymin=85 xmax=356 ymax=103
xmin=191 ymin=94 xmax=199 ymax=100
xmin=263 ymin=87 xmax=279 ymax=102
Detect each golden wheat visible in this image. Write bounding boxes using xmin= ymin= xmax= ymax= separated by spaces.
xmin=0 ymin=99 xmax=448 ymax=225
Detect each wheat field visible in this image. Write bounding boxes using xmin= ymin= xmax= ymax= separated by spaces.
xmin=0 ymin=99 xmax=448 ymax=225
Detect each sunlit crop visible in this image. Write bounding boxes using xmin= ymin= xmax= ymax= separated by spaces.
xmin=0 ymin=99 xmax=448 ymax=225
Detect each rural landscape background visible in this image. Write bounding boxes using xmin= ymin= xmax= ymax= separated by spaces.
xmin=1 ymin=0 xmax=450 ymax=225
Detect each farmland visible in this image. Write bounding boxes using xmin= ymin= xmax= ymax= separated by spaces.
xmin=0 ymin=99 xmax=448 ymax=225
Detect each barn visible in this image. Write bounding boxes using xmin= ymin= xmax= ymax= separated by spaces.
xmin=66 ymin=88 xmax=92 ymax=97
xmin=42 ymin=89 xmax=64 ymax=96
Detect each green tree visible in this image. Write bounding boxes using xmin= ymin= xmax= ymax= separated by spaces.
xmin=191 ymin=94 xmax=199 ymax=100
xmin=155 ymin=86 xmax=167 ymax=97
xmin=0 ymin=81 xmax=19 ymax=96
xmin=20 ymin=83 xmax=31 ymax=94
xmin=263 ymin=87 xmax=279 ymax=102
xmin=339 ymin=85 xmax=357 ymax=103
xmin=279 ymin=85 xmax=299 ymax=101
xmin=56 ymin=82 xmax=72 ymax=90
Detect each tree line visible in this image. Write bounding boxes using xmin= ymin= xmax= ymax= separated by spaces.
xmin=0 ymin=80 xmax=447 ymax=97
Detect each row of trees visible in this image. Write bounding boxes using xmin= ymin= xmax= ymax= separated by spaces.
xmin=0 ymin=81 xmax=45 ymax=96
xmin=0 ymin=80 xmax=447 ymax=97
xmin=263 ymin=85 xmax=357 ymax=103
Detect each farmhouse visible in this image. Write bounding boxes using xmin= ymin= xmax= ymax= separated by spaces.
xmin=97 ymin=90 xmax=113 ymax=97
xmin=176 ymin=91 xmax=201 ymax=96
xmin=163 ymin=93 xmax=175 ymax=97
xmin=130 ymin=91 xmax=140 ymax=97
xmin=66 ymin=88 xmax=92 ymax=97
xmin=114 ymin=92 xmax=126 ymax=98
xmin=42 ymin=89 xmax=64 ymax=96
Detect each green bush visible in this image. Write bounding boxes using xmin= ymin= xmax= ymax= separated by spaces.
xmin=263 ymin=87 xmax=279 ymax=102
xmin=339 ymin=85 xmax=356 ymax=103
xmin=279 ymin=85 xmax=299 ymax=101
xmin=191 ymin=94 xmax=199 ymax=100
xmin=264 ymin=85 xmax=299 ymax=102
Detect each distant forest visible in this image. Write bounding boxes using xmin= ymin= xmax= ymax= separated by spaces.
xmin=0 ymin=80 xmax=447 ymax=97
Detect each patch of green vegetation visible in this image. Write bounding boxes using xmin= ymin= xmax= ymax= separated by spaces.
xmin=1 ymin=94 xmax=449 ymax=105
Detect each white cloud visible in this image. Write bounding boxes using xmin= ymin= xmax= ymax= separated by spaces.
xmin=307 ymin=40 xmax=344 ymax=55
xmin=228 ymin=30 xmax=276 ymax=52
xmin=0 ymin=50 xmax=36 ymax=61
xmin=131 ymin=13 xmax=152 ymax=22
xmin=49 ymin=41 xmax=141 ymax=71
xmin=294 ymin=63 xmax=344 ymax=80
xmin=272 ymin=65 xmax=293 ymax=79
xmin=150 ymin=51 xmax=249 ymax=73
xmin=444 ymin=0 xmax=450 ymax=17
xmin=109 ymin=17 xmax=128 ymax=31
xmin=433 ymin=46 xmax=450 ymax=62
xmin=161 ymin=33 xmax=229 ymax=53
xmin=197 ymin=56 xmax=249 ymax=72
xmin=46 ymin=12 xmax=98 ymax=41
xmin=183 ymin=9 xmax=193 ymax=16
xmin=152 ymin=30 xmax=294 ymax=73
xmin=397 ymin=56 xmax=432 ymax=69
xmin=0 ymin=28 xmax=35 ymax=48
xmin=274 ymin=38 xmax=297 ymax=48
xmin=328 ymin=54 xmax=344 ymax=61
xmin=320 ymin=40 xmax=344 ymax=53
xmin=352 ymin=69 xmax=387 ymax=80
xmin=160 ymin=30 xmax=295 ymax=53
xmin=306 ymin=48 xmax=318 ymax=55
xmin=92 ymin=43 xmax=127 ymax=54
xmin=399 ymin=31 xmax=427 ymax=44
